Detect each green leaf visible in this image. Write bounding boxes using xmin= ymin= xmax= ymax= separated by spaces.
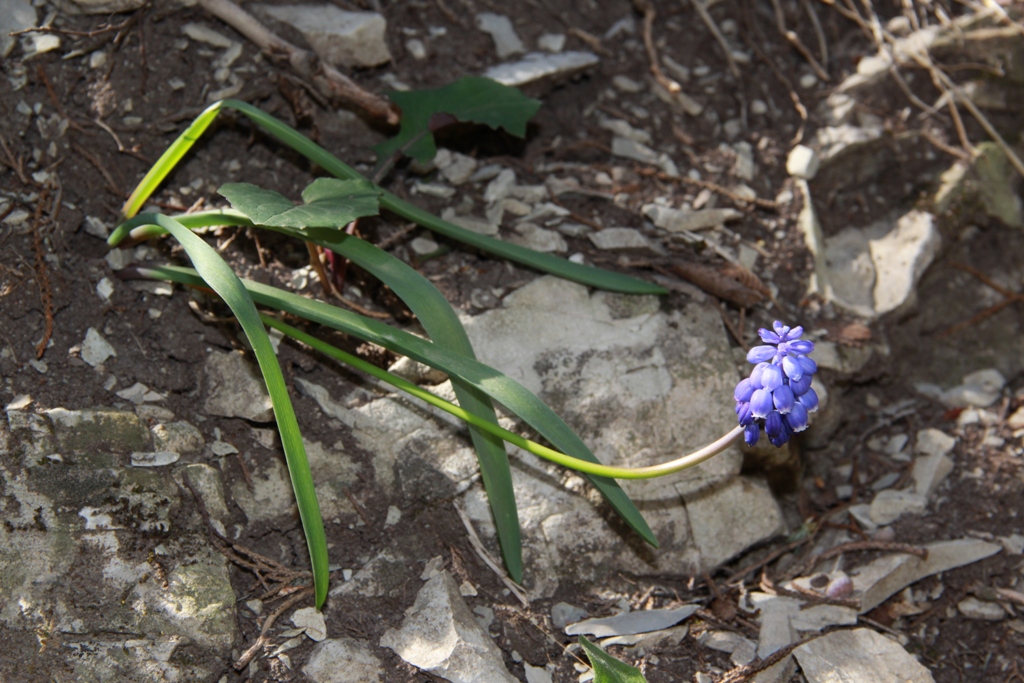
xmin=374 ymin=76 xmax=541 ymax=163
xmin=130 ymin=262 xmax=658 ymax=549
xmin=112 ymin=98 xmax=666 ymax=295
xmin=579 ymin=636 xmax=648 ymax=683
xmin=132 ymin=214 xmax=330 ymax=609
xmin=218 ymin=178 xmax=381 ymax=229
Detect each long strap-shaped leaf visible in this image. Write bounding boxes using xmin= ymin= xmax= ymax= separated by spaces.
xmin=120 ymin=211 xmax=523 ymax=582
xmin=139 ymin=214 xmax=330 ymax=609
xmin=114 ymin=99 xmax=666 ymax=296
xmin=134 ymin=261 xmax=658 ymax=548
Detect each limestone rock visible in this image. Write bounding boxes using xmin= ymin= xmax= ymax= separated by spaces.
xmin=152 ymin=421 xmax=204 ymax=453
xmin=794 ymin=629 xmax=935 ymax=683
xmin=381 ymin=570 xmax=518 ymax=683
xmin=824 ymin=210 xmax=940 ymax=317
xmin=958 ymin=597 xmax=1005 ymax=621
xmin=786 ymin=145 xmax=820 ymax=180
xmin=643 ymin=204 xmax=743 ymax=232
xmin=459 ymin=278 xmax=746 ymax=594
xmin=81 ymin=327 xmax=117 ymax=367
xmin=1 ymin=0 xmax=35 ymax=58
xmin=484 ymin=51 xmax=599 ymax=87
xmin=850 ymin=538 xmax=1002 ymax=613
xmin=869 ymin=210 xmax=941 ymax=315
xmin=260 ymin=4 xmax=391 ymax=68
xmin=475 ymin=13 xmax=524 ymax=59
xmin=684 ymin=476 xmax=784 ymax=570
xmin=47 ymin=407 xmax=151 ymax=453
xmin=203 ymin=350 xmax=274 ymax=422
xmin=868 ymin=489 xmax=927 ymax=525
xmin=304 ymin=638 xmax=383 ymax=683
xmin=588 ymin=227 xmax=653 ymax=250
xmin=509 ymin=222 xmax=567 ymax=253
xmin=935 ymin=143 xmax=1023 ymax=229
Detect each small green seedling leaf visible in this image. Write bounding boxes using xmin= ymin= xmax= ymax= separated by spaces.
xmin=579 ymin=636 xmax=648 ymax=683
xmin=219 ymin=178 xmax=381 ymax=229
xmin=375 ymin=76 xmax=541 ymax=163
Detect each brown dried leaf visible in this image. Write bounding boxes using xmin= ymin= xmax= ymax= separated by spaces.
xmin=669 ymin=261 xmax=765 ymax=308
xmin=719 ymin=262 xmax=772 ymax=297
xmin=839 ymin=322 xmax=872 ymax=343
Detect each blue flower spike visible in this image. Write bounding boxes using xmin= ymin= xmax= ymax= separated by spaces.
xmin=734 ymin=322 xmax=819 ymax=447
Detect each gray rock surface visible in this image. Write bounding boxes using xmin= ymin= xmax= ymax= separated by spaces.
xmin=0 ymin=406 xmax=237 ymax=679
xmin=484 ymin=51 xmax=599 ymax=86
xmin=643 ymin=204 xmax=743 ymax=232
xmin=81 ymin=327 xmax=117 ymax=367
xmin=260 ymin=4 xmax=391 ymax=68
xmin=957 ymin=597 xmax=1005 ymax=621
xmin=824 ymin=210 xmax=940 ymax=317
xmin=475 ymin=13 xmax=524 ymax=59
xmin=304 ymin=638 xmax=383 ymax=683
xmin=851 ymin=538 xmax=1002 ymax=613
xmin=0 ymin=0 xmax=35 ymax=58
xmin=457 ymin=277 xmax=752 ymax=594
xmin=204 ymin=350 xmax=274 ymax=422
xmin=683 ymin=476 xmax=784 ymax=570
xmin=381 ymin=570 xmax=518 ymax=683
xmin=588 ymin=227 xmax=653 ymax=250
xmin=794 ymin=629 xmax=935 ymax=683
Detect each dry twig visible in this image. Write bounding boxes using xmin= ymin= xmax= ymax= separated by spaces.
xmin=453 ymin=503 xmax=529 ymax=606
xmin=197 ymin=0 xmax=399 ymax=125
xmin=769 ymin=0 xmax=830 ymax=80
xmin=633 ymin=0 xmax=685 ymax=95
xmin=941 ymin=262 xmax=1024 ymax=337
xmin=689 ymin=0 xmax=742 ymax=79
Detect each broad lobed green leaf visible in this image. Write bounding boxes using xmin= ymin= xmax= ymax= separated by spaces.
xmin=218 ymin=178 xmax=381 ymax=229
xmin=374 ymin=76 xmax=542 ymax=163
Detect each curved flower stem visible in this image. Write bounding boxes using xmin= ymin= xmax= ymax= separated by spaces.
xmin=264 ymin=315 xmax=742 ymax=480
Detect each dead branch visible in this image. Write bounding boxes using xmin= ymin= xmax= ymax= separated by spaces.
xmin=197 ymin=0 xmax=399 ymax=125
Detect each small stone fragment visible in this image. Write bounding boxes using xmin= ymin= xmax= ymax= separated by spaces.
xmin=551 ymin=602 xmax=587 ymax=629
xmin=941 ymin=368 xmax=1006 ymax=408
xmin=484 ymin=51 xmax=599 ymax=87
xmin=152 ymin=421 xmax=204 ymax=453
xmin=96 ymin=277 xmax=114 ymax=300
xmin=130 ymin=451 xmax=181 ymax=467
xmin=869 ymin=489 xmax=927 ymax=525
xmin=204 ymin=350 xmax=274 ymax=422
xmin=537 ymin=33 xmax=565 ymax=52
xmin=509 ymin=222 xmax=567 ymax=253
xmin=958 ymin=597 xmax=1005 ymax=621
xmin=381 ymin=570 xmax=518 ymax=683
xmin=475 ymin=13 xmax=524 ymax=59
xmin=81 ymin=327 xmax=116 ymax=367
xmin=83 ymin=215 xmax=110 ymax=239
xmin=292 ymin=606 xmax=329 ymax=641
xmin=260 ymin=4 xmax=391 ymax=68
xmin=588 ymin=227 xmax=653 ymax=250
xmin=786 ymin=145 xmax=820 ymax=180
xmin=643 ymin=204 xmax=743 ymax=232
xmin=304 ymin=638 xmax=382 ymax=683
xmin=181 ymin=22 xmax=234 ymax=48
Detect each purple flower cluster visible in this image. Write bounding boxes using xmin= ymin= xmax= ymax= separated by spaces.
xmin=734 ymin=321 xmax=819 ymax=447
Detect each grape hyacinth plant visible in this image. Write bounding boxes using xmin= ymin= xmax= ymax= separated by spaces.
xmin=734 ymin=322 xmax=820 ymax=447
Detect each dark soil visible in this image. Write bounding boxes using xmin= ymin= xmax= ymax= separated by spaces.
xmin=1 ymin=1 xmax=1022 ymax=682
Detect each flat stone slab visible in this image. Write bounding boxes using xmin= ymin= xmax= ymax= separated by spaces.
xmin=794 ymin=628 xmax=935 ymax=683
